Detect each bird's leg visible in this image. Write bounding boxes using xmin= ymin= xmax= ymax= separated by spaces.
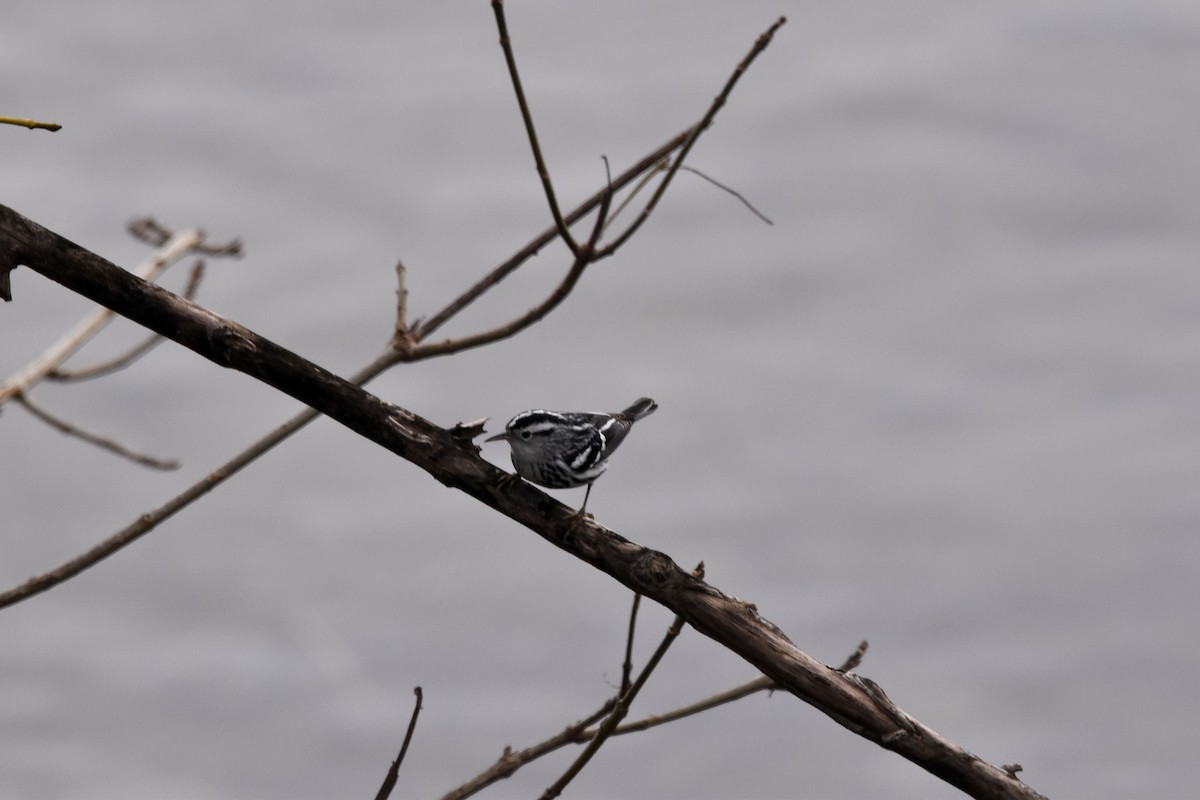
xmin=563 ymin=485 xmax=594 ymax=534
xmin=574 ymin=483 xmax=595 ymax=520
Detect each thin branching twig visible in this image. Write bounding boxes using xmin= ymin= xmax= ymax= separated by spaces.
xmin=540 ymin=612 xmax=688 ymax=799
xmin=0 ymin=14 xmax=781 ymax=620
xmin=597 ymin=16 xmax=787 ymax=258
xmin=0 ymin=225 xmax=238 ymax=404
xmin=440 ymin=633 xmax=871 ymax=794
xmin=49 ymin=260 xmax=207 ymax=383
xmin=439 ymin=701 xmax=618 ymax=800
xmin=406 ymin=129 xmax=691 ymax=347
xmin=0 ymin=349 xmax=395 ymax=611
xmin=402 ymin=185 xmax=611 ymax=360
xmin=603 ymin=158 xmax=670 ymax=233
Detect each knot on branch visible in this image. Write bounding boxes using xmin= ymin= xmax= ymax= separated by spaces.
xmin=629 ymin=548 xmax=679 ymax=593
xmin=206 ymin=322 xmax=258 ymax=366
xmin=845 ymin=674 xmax=919 ymax=742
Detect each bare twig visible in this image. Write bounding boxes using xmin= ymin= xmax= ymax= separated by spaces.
xmin=446 ymin=675 xmax=777 ymax=799
xmin=0 ymin=115 xmax=61 ymax=132
xmin=409 ymin=15 xmax=779 ymax=352
xmin=445 ymin=674 xmax=777 ymax=798
xmin=399 ymin=10 xmax=784 ymax=365
xmin=604 ymin=158 xmax=670 ymax=232
xmin=491 ymin=0 xmax=579 ymax=257
xmin=401 ymin=180 xmax=612 ymax=361
xmin=0 ymin=350 xmax=396 ymax=611
xmin=541 ymin=614 xmax=688 ymax=799
xmin=0 ymin=148 xmax=615 ymax=606
xmin=597 ymin=16 xmax=787 ymax=258
xmin=49 ymin=260 xmax=207 ymax=382
xmin=195 ymin=239 xmax=242 ymax=258
xmin=409 ymin=128 xmax=692 ymax=346
xmin=0 ymin=226 xmax=232 ymax=403
xmin=126 ymin=218 xmax=240 ymax=257
xmin=14 ymin=391 xmax=179 ymax=470
xmin=392 ymin=260 xmax=412 ymax=347
xmin=681 ymin=166 xmax=774 ymax=225
xmin=837 ymin=640 xmax=869 ymax=673
xmin=604 ymin=638 xmax=867 ymax=739
xmin=442 ymin=677 xmax=772 ymax=799
xmin=375 ymin=687 xmax=424 ymax=800
xmin=620 ymin=593 xmax=641 ymax=695
xmin=440 ymin=701 xmax=618 ymax=800
xmin=127 ymin=217 xmax=174 ymax=247
xmin=613 ymin=675 xmax=775 ymax=736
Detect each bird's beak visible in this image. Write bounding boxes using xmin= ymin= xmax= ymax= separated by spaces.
xmin=485 ymin=431 xmax=509 ymax=442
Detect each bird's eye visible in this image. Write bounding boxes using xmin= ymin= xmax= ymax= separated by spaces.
xmin=520 ymin=430 xmax=532 ymax=440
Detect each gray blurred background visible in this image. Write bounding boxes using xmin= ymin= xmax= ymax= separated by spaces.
xmin=3 ymin=1 xmax=1199 ymax=797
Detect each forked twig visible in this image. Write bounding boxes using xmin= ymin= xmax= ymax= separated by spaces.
xmin=0 ymin=15 xmax=784 ymax=615
xmin=597 ymin=16 xmax=787 ymax=257
xmin=440 ymin=638 xmax=871 ymax=796
xmin=540 ymin=613 xmax=688 ymax=799
xmin=0 ymin=224 xmax=237 ymax=404
xmin=407 ymin=17 xmax=786 ymax=357
xmin=441 ymin=606 xmax=688 ymax=800
xmin=439 ymin=701 xmax=617 ymax=800
xmin=0 ymin=171 xmax=616 ymax=608
xmin=0 ymin=349 xmax=395 ymax=611
xmin=443 ymin=681 xmax=755 ymax=800
xmin=604 ymin=158 xmax=670 ymax=232
xmin=597 ymin=634 xmax=866 ymax=741
xmin=49 ymin=260 xmax=207 ymax=382
xmin=402 ymin=184 xmax=611 ymax=360
xmin=408 ymin=129 xmax=692 ymax=346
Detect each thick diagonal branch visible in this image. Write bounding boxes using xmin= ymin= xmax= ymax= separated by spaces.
xmin=0 ymin=205 xmax=1045 ymax=800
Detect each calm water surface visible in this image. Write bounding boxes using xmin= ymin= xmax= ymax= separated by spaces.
xmin=3 ymin=2 xmax=1199 ymax=797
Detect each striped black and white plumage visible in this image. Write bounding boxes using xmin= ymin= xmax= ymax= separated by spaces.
xmin=486 ymin=397 xmax=657 ymax=513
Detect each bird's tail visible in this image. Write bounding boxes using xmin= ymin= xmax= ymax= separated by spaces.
xmin=620 ymin=397 xmax=658 ymax=421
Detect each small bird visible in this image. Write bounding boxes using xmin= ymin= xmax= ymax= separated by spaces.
xmin=486 ymin=397 xmax=658 ymax=515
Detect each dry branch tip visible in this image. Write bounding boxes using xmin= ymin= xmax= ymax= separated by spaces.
xmin=836 ymin=639 xmax=869 ymax=673
xmin=0 ymin=115 xmax=62 ymax=132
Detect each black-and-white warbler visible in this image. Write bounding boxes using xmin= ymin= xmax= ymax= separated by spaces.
xmin=486 ymin=397 xmax=658 ymax=514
